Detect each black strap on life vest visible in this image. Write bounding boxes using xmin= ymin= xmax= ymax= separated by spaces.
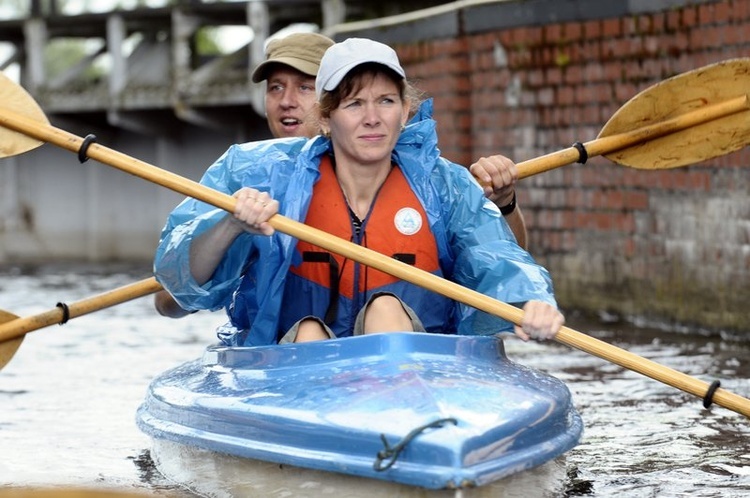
xmin=393 ymin=253 xmax=416 ymax=265
xmin=302 ymin=251 xmax=340 ymax=324
xmin=302 ymin=250 xmax=416 ymax=325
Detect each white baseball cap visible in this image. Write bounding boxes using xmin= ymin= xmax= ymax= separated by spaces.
xmin=315 ymin=38 xmax=405 ymax=100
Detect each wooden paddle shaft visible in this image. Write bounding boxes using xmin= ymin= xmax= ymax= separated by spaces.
xmin=556 ymin=328 xmax=750 ymax=418
xmin=0 ymin=277 xmax=162 ymax=342
xmin=517 ymin=94 xmax=749 ymax=178
xmin=1 ymin=108 xmax=748 ymax=418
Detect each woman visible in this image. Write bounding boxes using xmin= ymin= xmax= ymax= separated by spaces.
xmin=154 ymin=38 xmax=563 ymax=346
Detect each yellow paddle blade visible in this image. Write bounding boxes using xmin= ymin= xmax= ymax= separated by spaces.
xmin=600 ymin=58 xmax=750 ymax=169
xmin=0 ymin=310 xmax=23 ymax=370
xmin=0 ymin=71 xmax=48 ymax=158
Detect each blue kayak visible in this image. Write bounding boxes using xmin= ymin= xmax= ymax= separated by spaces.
xmin=136 ymin=332 xmax=583 ymax=491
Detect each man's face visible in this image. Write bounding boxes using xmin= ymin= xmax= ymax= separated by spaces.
xmin=265 ymin=66 xmax=319 ymax=139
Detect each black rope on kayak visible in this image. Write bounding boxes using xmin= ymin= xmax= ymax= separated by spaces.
xmin=572 ymin=141 xmax=588 ymax=164
xmin=703 ymin=380 xmax=721 ymax=408
xmin=373 ymin=417 xmax=458 ymax=471
xmin=55 ymin=302 xmax=70 ymax=325
xmin=78 ymin=134 xmax=97 ymax=163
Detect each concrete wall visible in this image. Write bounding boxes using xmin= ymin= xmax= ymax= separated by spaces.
xmin=0 ymin=121 xmax=257 ymax=263
xmin=328 ymin=0 xmax=749 ymax=332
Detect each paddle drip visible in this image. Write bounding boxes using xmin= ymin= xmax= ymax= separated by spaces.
xmin=703 ymin=380 xmax=722 ymax=409
xmin=55 ymin=302 xmax=71 ymax=324
xmin=78 ymin=133 xmax=97 ymax=163
xmin=571 ymin=141 xmax=588 ymax=164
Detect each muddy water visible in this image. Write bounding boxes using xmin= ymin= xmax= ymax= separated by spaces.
xmin=0 ymin=264 xmax=748 ymax=497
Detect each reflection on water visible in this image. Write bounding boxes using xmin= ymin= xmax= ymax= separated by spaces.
xmin=507 ymin=325 xmax=750 ymax=497
xmin=0 ymin=264 xmax=748 ymax=497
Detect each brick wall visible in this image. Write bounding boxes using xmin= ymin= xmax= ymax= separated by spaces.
xmin=336 ymin=0 xmax=750 ymax=333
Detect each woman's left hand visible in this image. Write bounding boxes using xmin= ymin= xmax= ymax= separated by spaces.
xmin=469 ymin=155 xmax=517 ymax=208
xmin=514 ymin=301 xmax=565 ymax=341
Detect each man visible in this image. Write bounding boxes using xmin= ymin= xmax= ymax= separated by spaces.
xmin=251 ymin=32 xmax=334 ymax=139
xmin=154 ymin=32 xmax=528 ymax=319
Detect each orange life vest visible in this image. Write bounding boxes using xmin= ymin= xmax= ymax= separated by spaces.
xmin=288 ymin=155 xmax=441 ymax=322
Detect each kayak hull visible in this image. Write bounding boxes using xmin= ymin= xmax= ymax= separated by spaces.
xmin=148 ymin=438 xmax=570 ymax=497
xmin=137 ymin=333 xmax=583 ymax=491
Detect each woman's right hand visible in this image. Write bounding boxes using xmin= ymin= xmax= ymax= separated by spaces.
xmin=188 ymin=187 xmax=280 ymax=286
xmin=230 ymin=187 xmax=280 ymax=236
xmin=514 ymin=300 xmax=565 ymax=342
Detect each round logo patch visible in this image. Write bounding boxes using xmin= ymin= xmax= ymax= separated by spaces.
xmin=394 ymin=207 xmax=423 ymax=235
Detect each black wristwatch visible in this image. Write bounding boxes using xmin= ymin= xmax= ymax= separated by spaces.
xmin=499 ymin=192 xmax=517 ymax=215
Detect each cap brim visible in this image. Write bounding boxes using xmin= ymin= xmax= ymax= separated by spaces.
xmin=252 ymin=58 xmax=321 ymax=83
xmin=320 ymin=61 xmax=405 ymax=95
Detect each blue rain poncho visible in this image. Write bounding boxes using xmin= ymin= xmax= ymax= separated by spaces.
xmin=154 ymin=100 xmax=557 ymax=346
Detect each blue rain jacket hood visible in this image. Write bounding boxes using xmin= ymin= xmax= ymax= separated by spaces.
xmin=154 ymin=99 xmax=557 ymax=346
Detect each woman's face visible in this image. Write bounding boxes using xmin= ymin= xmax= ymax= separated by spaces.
xmin=324 ymin=72 xmax=409 ymax=168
